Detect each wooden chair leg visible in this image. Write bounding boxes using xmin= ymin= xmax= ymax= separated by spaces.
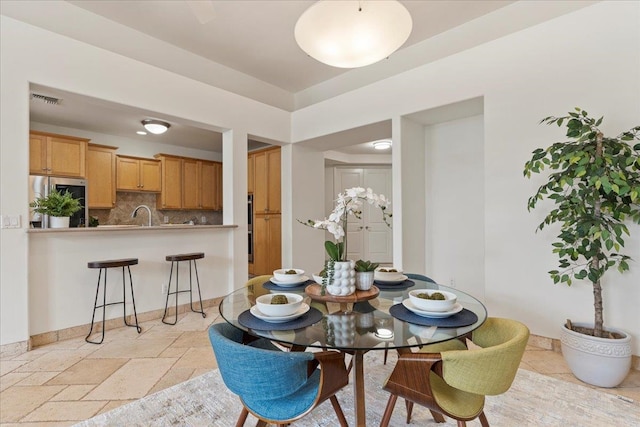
xmin=329 ymin=395 xmax=348 ymax=427
xmin=456 ymin=421 xmax=467 ymax=427
xmin=429 ymin=409 xmax=446 ymax=423
xmin=255 ymin=421 xmax=267 ymax=427
xmin=236 ymin=407 xmax=249 ymax=427
xmin=380 ymin=394 xmax=398 ymax=427
xmin=479 ymin=411 xmax=490 ymax=427
xmin=405 ymin=400 xmax=413 ymax=424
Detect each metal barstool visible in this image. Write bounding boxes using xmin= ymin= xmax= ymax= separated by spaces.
xmin=162 ymin=252 xmax=206 ymax=325
xmin=86 ymin=258 xmax=141 ymax=344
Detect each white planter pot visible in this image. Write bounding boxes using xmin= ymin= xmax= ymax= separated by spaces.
xmin=355 ymin=271 xmax=375 ymax=291
xmin=325 ymin=260 xmax=356 ymax=296
xmin=49 ymin=216 xmax=70 ymax=228
xmin=560 ymin=322 xmax=632 ymax=388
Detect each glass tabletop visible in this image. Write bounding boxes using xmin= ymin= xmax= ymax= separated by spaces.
xmin=219 ymin=277 xmax=487 ymax=352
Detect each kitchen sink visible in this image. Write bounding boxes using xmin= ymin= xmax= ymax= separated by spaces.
xmin=96 ymin=224 xmax=141 ymax=228
xmin=160 ymin=223 xmax=195 ymax=226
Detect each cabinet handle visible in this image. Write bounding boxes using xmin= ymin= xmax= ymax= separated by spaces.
xmin=265 ymin=216 xmax=270 ymax=221
xmin=365 ymin=226 xmax=370 ymax=230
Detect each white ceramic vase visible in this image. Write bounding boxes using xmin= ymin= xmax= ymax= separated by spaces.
xmin=560 ymin=322 xmax=632 ymax=388
xmin=49 ymin=216 xmax=70 ymax=228
xmin=325 ymin=260 xmax=356 ymax=296
xmin=355 ymin=271 xmax=375 ymax=291
xmin=326 ymin=313 xmax=356 ymax=347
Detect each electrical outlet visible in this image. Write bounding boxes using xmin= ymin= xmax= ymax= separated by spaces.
xmin=449 ymin=278 xmax=456 ymax=288
xmin=162 ymin=284 xmax=168 ymax=294
xmin=201 ymin=216 xmax=206 ymax=224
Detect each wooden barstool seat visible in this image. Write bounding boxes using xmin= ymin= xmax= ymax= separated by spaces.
xmin=86 ymin=258 xmax=141 ymax=344
xmin=162 ymin=252 xmax=206 ymax=325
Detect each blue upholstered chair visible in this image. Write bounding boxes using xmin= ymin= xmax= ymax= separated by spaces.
xmin=208 ymin=323 xmax=349 ymax=427
xmin=405 ymin=273 xmax=436 ymax=283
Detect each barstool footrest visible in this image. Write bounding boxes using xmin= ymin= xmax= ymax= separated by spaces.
xmin=85 ymin=261 xmax=141 ymax=344
xmin=162 ymin=255 xmax=206 ymax=325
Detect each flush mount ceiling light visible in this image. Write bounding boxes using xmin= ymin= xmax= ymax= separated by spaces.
xmin=141 ymin=119 xmax=170 ymax=135
xmin=373 ymin=139 xmax=392 ymax=150
xmin=294 ymin=0 xmax=412 ymax=68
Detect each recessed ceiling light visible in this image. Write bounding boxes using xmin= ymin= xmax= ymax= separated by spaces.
xmin=141 ymin=119 xmax=170 ymax=135
xmin=137 ymin=131 xmax=147 ymax=135
xmin=373 ymin=139 xmax=392 ymax=150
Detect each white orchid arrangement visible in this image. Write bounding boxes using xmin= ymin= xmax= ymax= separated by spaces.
xmin=299 ymin=187 xmax=392 ymax=261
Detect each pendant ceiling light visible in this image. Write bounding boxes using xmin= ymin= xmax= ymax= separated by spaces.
xmin=295 ymin=0 xmax=412 ymax=68
xmin=142 ymin=119 xmax=170 ymax=135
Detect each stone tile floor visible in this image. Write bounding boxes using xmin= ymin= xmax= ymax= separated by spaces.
xmin=1 ymin=306 xmax=638 ymax=426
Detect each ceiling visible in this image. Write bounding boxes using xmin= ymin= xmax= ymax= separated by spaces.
xmin=64 ymin=0 xmax=515 ymax=93
xmin=6 ymin=1 xmax=585 ymax=156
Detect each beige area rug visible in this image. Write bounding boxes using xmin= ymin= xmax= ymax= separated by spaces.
xmin=76 ymin=351 xmax=637 ymax=427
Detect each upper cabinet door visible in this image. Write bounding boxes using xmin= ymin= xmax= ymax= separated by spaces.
xmin=253 ymin=147 xmax=280 ymax=214
xmin=266 ymin=148 xmax=281 ymax=213
xmin=87 ymin=144 xmax=117 ymax=208
xmin=182 ymin=158 xmax=200 ymax=209
xmin=29 ymin=133 xmax=48 ymax=175
xmin=200 ymin=161 xmax=216 ymax=210
xmin=139 ymin=159 xmax=161 ymax=192
xmin=157 ymin=156 xmax=182 ymax=209
xmin=247 ymin=154 xmax=255 ymax=194
xmin=116 ymin=156 xmax=141 ymax=190
xmin=29 ymin=131 xmax=88 ymax=177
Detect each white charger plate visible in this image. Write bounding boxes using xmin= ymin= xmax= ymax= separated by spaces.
xmin=269 ymin=275 xmax=310 ymax=287
xmin=375 ymin=274 xmax=408 ymax=285
xmin=250 ymin=303 xmax=310 ymax=323
xmin=402 ymin=299 xmax=463 ymax=318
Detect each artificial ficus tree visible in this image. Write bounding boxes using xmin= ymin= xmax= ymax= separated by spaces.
xmin=524 ymin=108 xmax=640 ymax=338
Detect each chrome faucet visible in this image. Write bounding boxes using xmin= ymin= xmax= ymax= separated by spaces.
xmin=131 ymin=205 xmax=152 ymax=227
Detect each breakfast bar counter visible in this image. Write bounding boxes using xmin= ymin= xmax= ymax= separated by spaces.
xmin=26 ymin=224 xmax=236 ymax=233
xmin=28 ymin=224 xmax=239 ymax=341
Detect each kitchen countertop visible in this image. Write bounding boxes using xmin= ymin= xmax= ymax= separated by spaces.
xmin=27 ymin=224 xmax=237 ymax=233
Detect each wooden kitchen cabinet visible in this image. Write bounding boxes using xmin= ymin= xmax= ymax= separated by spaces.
xmin=184 ymin=159 xmax=221 ymax=210
xmin=252 ymin=214 xmax=281 ymax=275
xmin=116 ymin=155 xmax=161 ymax=192
xmin=182 ymin=158 xmax=199 ymax=209
xmin=247 ymin=153 xmax=255 ymax=194
xmin=253 ymin=146 xmax=281 ymax=214
xmin=87 ymin=144 xmax=117 ymax=208
xmin=29 ymin=131 xmax=88 ymax=177
xmin=202 ymin=161 xmax=222 ymax=210
xmin=155 ymin=155 xmax=182 ymax=209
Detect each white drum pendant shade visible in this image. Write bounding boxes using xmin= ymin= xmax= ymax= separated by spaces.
xmin=295 ymin=0 xmax=412 ymax=68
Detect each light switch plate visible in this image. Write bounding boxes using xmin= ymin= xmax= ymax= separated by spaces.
xmin=1 ymin=215 xmax=21 ymax=229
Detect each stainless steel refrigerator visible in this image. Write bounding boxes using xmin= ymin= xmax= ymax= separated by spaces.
xmin=29 ymin=176 xmax=88 ymax=228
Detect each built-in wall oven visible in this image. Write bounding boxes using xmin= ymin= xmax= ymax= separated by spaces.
xmin=248 ymin=194 xmax=254 ymax=262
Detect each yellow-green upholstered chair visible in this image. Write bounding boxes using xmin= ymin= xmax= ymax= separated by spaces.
xmin=380 ymin=317 xmax=529 ymax=427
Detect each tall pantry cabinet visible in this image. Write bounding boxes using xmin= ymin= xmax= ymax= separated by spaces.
xmin=248 ymin=146 xmax=281 ymax=275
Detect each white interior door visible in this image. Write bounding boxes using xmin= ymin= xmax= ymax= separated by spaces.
xmin=333 ymin=167 xmax=392 ymax=263
xmin=363 ymin=169 xmax=392 ymax=263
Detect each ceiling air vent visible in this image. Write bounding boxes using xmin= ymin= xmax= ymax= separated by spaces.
xmin=30 ymin=93 xmax=62 ymax=105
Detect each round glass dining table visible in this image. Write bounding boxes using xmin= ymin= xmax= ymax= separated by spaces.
xmin=219 ymin=277 xmax=487 ymax=427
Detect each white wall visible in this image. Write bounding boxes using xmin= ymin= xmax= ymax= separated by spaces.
xmin=291 ymin=1 xmax=640 ymax=354
xmin=425 ymin=115 xmax=485 ymax=299
xmin=0 ymin=16 xmax=289 ymax=346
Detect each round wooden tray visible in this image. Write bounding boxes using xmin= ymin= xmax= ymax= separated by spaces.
xmin=305 ymin=284 xmax=379 ymax=303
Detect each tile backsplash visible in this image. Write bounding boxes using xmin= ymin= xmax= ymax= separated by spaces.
xmin=89 ymin=192 xmax=222 ymax=226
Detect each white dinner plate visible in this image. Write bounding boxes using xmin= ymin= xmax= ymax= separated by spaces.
xmin=375 ymin=274 xmax=409 ymax=285
xmin=250 ymin=303 xmax=310 ymax=323
xmin=402 ymin=299 xmax=463 ymax=318
xmin=269 ymin=275 xmax=310 ymax=287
